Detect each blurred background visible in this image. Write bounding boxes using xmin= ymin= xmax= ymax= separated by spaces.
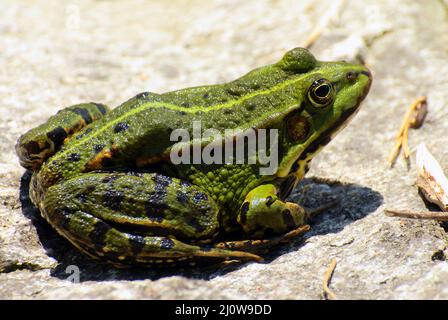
xmin=1 ymin=0 xmax=448 ymax=299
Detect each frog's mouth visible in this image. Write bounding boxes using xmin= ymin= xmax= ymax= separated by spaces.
xmin=303 ymin=101 xmax=360 ymax=157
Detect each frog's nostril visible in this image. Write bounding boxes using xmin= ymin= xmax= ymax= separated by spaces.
xmin=346 ymin=71 xmax=358 ymax=80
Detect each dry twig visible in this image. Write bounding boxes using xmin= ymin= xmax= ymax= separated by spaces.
xmin=323 ymin=258 xmax=337 ymax=300
xmin=387 ymin=96 xmax=428 ymax=167
xmin=385 ymin=143 xmax=448 ymax=220
xmin=385 ymin=209 xmax=448 ymax=221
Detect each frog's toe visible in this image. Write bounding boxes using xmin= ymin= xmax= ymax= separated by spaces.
xmin=214 ymin=224 xmax=310 ymax=255
xmin=278 ymin=224 xmax=310 ymax=243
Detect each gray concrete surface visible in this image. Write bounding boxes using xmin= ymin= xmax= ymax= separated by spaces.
xmin=1 ymin=0 xmax=448 ymax=299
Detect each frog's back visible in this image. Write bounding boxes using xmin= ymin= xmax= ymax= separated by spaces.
xmin=36 ymin=48 xmax=319 ymax=187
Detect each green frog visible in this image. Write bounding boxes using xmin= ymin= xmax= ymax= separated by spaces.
xmin=16 ymin=48 xmax=371 ymax=266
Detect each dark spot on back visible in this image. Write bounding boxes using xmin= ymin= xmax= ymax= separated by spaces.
xmin=193 ymin=192 xmax=208 ymax=204
xmin=181 ymin=102 xmax=190 ymax=107
xmin=225 ymin=86 xmax=241 ymax=96
xmin=128 ymin=234 xmax=145 ymax=255
xmin=89 ymin=221 xmax=111 ymax=248
xmin=93 ymin=103 xmax=107 ymax=115
xmin=177 ymin=111 xmax=187 ymax=116
xmin=176 ymin=191 xmax=189 ymax=204
xmin=47 ymin=127 xmax=67 ymax=149
xmin=136 ymin=92 xmax=150 ymax=100
xmin=114 ymin=122 xmax=129 ymax=133
xmin=240 ymin=201 xmax=250 ymax=224
xmin=93 ymin=144 xmax=105 ymax=153
xmin=76 ymin=127 xmax=93 ymax=139
xmin=160 ymin=238 xmax=175 ymax=249
xmin=68 ymin=153 xmax=81 ymax=162
xmin=145 ymin=202 xmax=168 ymax=222
xmin=76 ymin=185 xmax=95 ymax=203
xmin=152 ymin=174 xmax=172 ymax=186
xmin=203 ymin=92 xmax=210 ymax=99
xmin=72 ymin=107 xmax=93 ymax=124
xmin=76 ymin=193 xmax=88 ymax=203
xmin=186 ymin=217 xmax=205 ymax=233
xmin=180 ymin=180 xmax=192 ymax=188
xmin=103 ymin=190 xmax=124 ymax=211
xmin=245 ymin=102 xmax=256 ymax=111
xmin=152 ymin=175 xmax=172 ymax=194
xmin=59 ymin=210 xmax=74 ymax=230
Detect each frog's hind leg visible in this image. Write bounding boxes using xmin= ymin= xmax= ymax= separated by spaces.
xmin=16 ymin=102 xmax=109 ymax=170
xmin=46 ymin=209 xmax=261 ymax=266
xmin=40 ymin=172 xmax=261 ymax=266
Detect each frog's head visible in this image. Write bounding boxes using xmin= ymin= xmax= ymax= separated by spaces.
xmin=276 ymin=47 xmax=372 ymax=178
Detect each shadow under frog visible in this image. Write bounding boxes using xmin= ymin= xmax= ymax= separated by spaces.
xmin=19 ymin=171 xmax=383 ymax=282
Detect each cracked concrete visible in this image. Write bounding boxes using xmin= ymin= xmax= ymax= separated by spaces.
xmin=1 ymin=0 xmax=448 ymax=299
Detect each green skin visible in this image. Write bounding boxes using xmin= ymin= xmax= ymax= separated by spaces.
xmin=16 ymin=48 xmax=372 ymax=266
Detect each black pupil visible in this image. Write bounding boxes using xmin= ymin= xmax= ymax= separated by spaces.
xmin=315 ymin=84 xmax=330 ymax=98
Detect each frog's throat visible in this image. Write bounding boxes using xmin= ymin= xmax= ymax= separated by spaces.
xmin=277 ymin=101 xmax=362 ymax=179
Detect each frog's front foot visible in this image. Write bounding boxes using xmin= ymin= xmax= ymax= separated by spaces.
xmin=237 ymin=184 xmax=307 ymax=239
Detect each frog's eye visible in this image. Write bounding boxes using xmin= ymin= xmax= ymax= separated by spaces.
xmin=308 ymin=79 xmax=334 ymax=108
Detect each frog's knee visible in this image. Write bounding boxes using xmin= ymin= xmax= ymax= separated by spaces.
xmin=16 ymin=102 xmax=109 ymax=170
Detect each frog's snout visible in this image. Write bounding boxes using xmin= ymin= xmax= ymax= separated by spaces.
xmin=360 ymin=69 xmax=372 ymax=78
xmin=359 ymin=68 xmax=373 ymax=96
xmin=346 ymin=69 xmax=372 ymax=82
xmin=346 ymin=67 xmax=372 ymax=100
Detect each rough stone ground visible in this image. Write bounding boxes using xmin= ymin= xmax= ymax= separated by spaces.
xmin=0 ymin=0 xmax=447 ymax=299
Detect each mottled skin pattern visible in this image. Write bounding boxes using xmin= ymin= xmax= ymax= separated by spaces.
xmin=16 ymin=48 xmax=372 ymax=266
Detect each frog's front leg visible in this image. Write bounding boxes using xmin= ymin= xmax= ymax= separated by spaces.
xmin=237 ymin=184 xmax=307 ymax=238
xmin=41 ymin=172 xmax=261 ymax=266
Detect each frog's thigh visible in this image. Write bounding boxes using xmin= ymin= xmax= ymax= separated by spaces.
xmin=41 ymin=172 xmax=261 ymax=265
xmin=237 ymin=184 xmax=306 ymax=238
